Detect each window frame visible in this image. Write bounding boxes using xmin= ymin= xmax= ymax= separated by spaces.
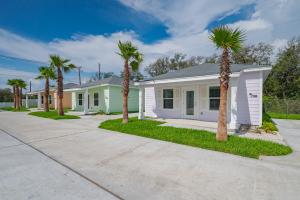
xmin=163 ymin=89 xmax=174 ymax=109
xmin=208 ymin=86 xmax=220 ymax=111
xmin=94 ymin=92 xmax=99 ymax=106
xmin=78 ymin=93 xmax=83 ymax=106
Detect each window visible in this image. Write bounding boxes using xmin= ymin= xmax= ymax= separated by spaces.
xmin=163 ymin=89 xmax=173 ymax=109
xmin=49 ymin=95 xmax=52 ymax=104
xmin=78 ymin=94 xmax=83 ymax=106
xmin=209 ymin=86 xmax=220 ymax=110
xmin=94 ymin=93 xmax=99 ymax=106
xmin=41 ymin=96 xmax=44 ymax=104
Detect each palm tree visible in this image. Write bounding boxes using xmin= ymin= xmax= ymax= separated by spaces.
xmin=36 ymin=66 xmax=56 ymax=112
xmin=117 ymin=41 xmax=143 ymax=123
xmin=209 ymin=25 xmax=245 ymax=141
xmin=49 ymin=55 xmax=76 ymax=115
xmin=18 ymin=80 xmax=27 ymax=108
xmin=7 ymin=79 xmax=17 ymax=108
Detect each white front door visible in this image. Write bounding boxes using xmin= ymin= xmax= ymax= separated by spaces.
xmin=182 ymin=87 xmax=197 ymax=119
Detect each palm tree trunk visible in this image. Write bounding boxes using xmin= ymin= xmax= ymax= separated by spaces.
xmin=19 ymin=88 xmax=22 ymax=107
xmin=57 ymin=67 xmax=64 ymax=115
xmin=16 ymin=86 xmax=20 ymax=110
xmin=44 ymin=78 xmax=49 ymax=112
xmin=13 ymin=86 xmax=16 ymax=109
xmin=122 ymin=60 xmax=130 ymax=123
xmin=217 ymin=48 xmax=230 ymax=141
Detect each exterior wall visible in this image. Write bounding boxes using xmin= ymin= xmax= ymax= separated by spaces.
xmin=39 ymin=91 xmax=55 ymax=109
xmin=72 ymin=87 xmax=107 ymax=112
xmin=144 ymin=71 xmax=263 ymax=126
xmin=71 ymin=85 xmax=139 ymax=113
xmin=236 ymin=71 xmax=262 ymax=126
xmin=108 ymin=86 xmax=139 ymax=113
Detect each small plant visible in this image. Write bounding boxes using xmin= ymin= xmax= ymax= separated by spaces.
xmin=261 ymin=122 xmax=278 ymax=133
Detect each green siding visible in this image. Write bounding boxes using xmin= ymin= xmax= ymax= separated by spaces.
xmin=72 ymin=85 xmax=138 ymax=113
xmin=108 ymin=86 xmax=139 ymax=113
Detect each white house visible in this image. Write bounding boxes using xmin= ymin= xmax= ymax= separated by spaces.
xmin=135 ymin=63 xmax=271 ymax=130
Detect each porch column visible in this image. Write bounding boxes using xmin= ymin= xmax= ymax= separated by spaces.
xmin=25 ymin=94 xmax=29 ymax=108
xmin=84 ymin=89 xmax=89 ymax=115
xmin=37 ymin=93 xmax=41 ymax=109
xmin=138 ymin=87 xmax=145 ymax=120
xmin=229 ymin=79 xmax=238 ymax=130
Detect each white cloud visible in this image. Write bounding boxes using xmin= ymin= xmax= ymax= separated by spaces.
xmin=0 ymin=0 xmax=299 ymax=81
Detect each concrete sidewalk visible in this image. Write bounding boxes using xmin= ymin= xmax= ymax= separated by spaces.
xmin=0 ymin=129 xmax=119 ymax=200
xmin=0 ymin=111 xmax=300 ymax=200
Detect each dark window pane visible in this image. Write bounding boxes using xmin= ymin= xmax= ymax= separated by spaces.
xmin=209 ymin=99 xmax=220 ymax=110
xmin=163 ymin=89 xmax=173 ymax=98
xmin=78 ymin=94 xmax=83 ymax=106
xmin=209 ymin=87 xmax=220 ymax=98
xmin=94 ymin=93 xmax=99 ymax=106
xmin=41 ymin=96 xmax=44 ymax=104
xmin=163 ymin=99 xmax=173 ymax=109
xmin=49 ymin=95 xmax=52 ymax=104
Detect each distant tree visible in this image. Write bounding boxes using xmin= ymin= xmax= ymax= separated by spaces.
xmin=0 ymin=88 xmax=13 ymax=102
xmin=18 ymin=79 xmax=27 ymax=107
xmin=145 ymin=53 xmax=205 ymax=77
xmin=89 ymin=72 xmax=115 ymax=82
xmin=232 ymin=42 xmax=273 ymax=65
xmin=205 ymin=53 xmax=220 ymax=63
xmin=7 ymin=79 xmax=17 ymax=108
xmin=120 ymin=70 xmax=144 ymax=81
xmin=264 ymin=37 xmax=300 ymax=99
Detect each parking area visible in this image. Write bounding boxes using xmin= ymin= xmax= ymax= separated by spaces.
xmin=0 ymin=111 xmax=300 ymax=200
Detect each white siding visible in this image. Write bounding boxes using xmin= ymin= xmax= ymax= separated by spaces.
xmin=143 ymin=71 xmax=263 ymax=126
xmin=236 ymin=71 xmax=262 ymax=125
xmin=145 ymin=87 xmax=157 ymax=117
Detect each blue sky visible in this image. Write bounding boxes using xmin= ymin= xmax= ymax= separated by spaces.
xmin=0 ymin=0 xmax=299 ymax=90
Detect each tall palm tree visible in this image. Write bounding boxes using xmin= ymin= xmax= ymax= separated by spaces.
xmin=18 ymin=80 xmax=27 ymax=108
xmin=50 ymin=55 xmax=76 ymax=115
xmin=117 ymin=41 xmax=143 ymax=123
xmin=7 ymin=79 xmax=17 ymax=108
xmin=209 ymin=25 xmax=245 ymax=141
xmin=36 ymin=66 xmax=56 ymax=112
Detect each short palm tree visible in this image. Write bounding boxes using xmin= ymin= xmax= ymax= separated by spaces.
xmin=50 ymin=55 xmax=76 ymax=116
xmin=36 ymin=66 xmax=56 ymax=112
xmin=7 ymin=79 xmax=17 ymax=108
xmin=209 ymin=25 xmax=245 ymax=141
xmin=18 ymin=79 xmax=27 ymax=108
xmin=117 ymin=41 xmax=143 ymax=123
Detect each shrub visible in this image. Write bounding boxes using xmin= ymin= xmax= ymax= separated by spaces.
xmin=261 ymin=122 xmax=278 ymax=133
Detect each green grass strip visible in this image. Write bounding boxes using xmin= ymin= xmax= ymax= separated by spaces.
xmin=100 ymin=117 xmax=292 ymax=159
xmin=29 ymin=111 xmax=80 ymax=120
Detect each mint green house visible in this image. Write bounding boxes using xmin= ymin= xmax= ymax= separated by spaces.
xmin=66 ymin=76 xmax=139 ymax=114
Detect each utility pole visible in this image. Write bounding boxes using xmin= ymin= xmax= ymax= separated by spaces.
xmin=77 ymin=66 xmax=82 ymax=85
xmin=98 ymin=63 xmax=101 ymax=80
xmin=29 ymin=81 xmax=32 ymax=92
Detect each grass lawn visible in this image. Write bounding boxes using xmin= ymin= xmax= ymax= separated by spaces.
xmin=29 ymin=111 xmax=80 ymax=120
xmin=100 ymin=118 xmax=292 ymax=159
xmin=267 ymin=112 xmax=300 ymax=120
xmin=0 ymin=107 xmax=30 ymax=112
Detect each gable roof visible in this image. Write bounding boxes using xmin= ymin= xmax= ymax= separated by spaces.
xmin=78 ymin=75 xmax=124 ymax=88
xmin=148 ymin=63 xmax=270 ymax=81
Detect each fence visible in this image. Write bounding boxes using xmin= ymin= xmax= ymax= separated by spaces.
xmin=263 ymin=98 xmax=300 ymax=115
xmin=0 ymin=99 xmax=38 ymax=108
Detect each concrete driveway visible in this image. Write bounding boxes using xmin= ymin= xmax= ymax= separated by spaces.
xmin=0 ymin=111 xmax=300 ymax=200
